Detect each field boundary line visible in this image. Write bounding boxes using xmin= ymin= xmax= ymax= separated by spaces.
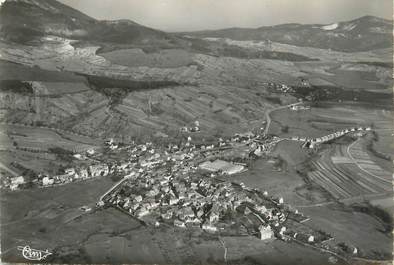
xmin=347 ymin=139 xmax=392 ymax=184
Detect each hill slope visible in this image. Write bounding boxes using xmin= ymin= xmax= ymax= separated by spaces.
xmin=183 ymin=16 xmax=393 ymax=52
xmin=0 ymin=0 xmax=173 ymax=45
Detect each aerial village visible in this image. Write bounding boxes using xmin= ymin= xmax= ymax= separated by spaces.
xmin=1 ymin=111 xmax=372 ymax=192
xmin=1 ymin=116 xmax=367 ymax=257
xmin=1 ymin=120 xmax=280 ymax=191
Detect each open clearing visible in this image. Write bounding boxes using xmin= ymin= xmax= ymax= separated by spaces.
xmin=228 ymin=156 xmax=307 ymax=205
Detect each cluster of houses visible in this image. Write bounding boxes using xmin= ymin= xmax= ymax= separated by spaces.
xmin=2 ymin=124 xmax=358 ymax=256
xmin=105 ymin=166 xmax=296 ymax=240
xmin=290 ymin=104 xmax=310 ymax=111
xmin=96 ymin=131 xmax=358 ymax=254
xmin=104 ymin=149 xmax=326 ymax=247
xmin=267 ymin=82 xmax=294 ymax=93
xmin=4 ymin=175 xmax=26 ymax=191
xmin=288 ymin=127 xmax=372 ymax=149
xmin=105 ymin=138 xmax=119 ymax=150
xmin=97 ymin=131 xmax=318 ymax=242
xmin=180 ymin=120 xmax=201 ymax=133
xmin=1 ymin=162 xmax=110 ymax=191
xmin=48 ymin=163 xmax=109 ymax=187
xmin=1 ymin=127 xmax=282 ymax=192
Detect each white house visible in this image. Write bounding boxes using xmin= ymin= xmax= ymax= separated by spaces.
xmin=88 ymin=164 xmax=109 ymax=177
xmin=86 ymin=149 xmax=95 ymax=155
xmin=174 ymin=219 xmax=186 ymax=228
xmin=42 ymin=177 xmax=54 ymax=186
xmin=259 ymin=225 xmax=274 ymax=240
xmin=202 ymin=224 xmax=217 ymax=232
xmin=65 ymin=168 xmax=76 ymax=176
xmin=11 ymin=176 xmax=25 ymax=185
xmin=78 ymin=168 xmax=89 ymax=179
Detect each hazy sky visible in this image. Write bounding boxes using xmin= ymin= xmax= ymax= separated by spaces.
xmin=59 ymin=0 xmax=392 ymax=32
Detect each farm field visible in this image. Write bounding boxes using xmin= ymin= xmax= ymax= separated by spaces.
xmin=100 ymin=48 xmax=194 ymax=68
xmin=0 ymin=34 xmax=391 ymax=143
xmin=269 ymin=107 xmax=360 ymax=138
xmin=0 ymin=60 xmax=86 ymax=82
xmin=302 ymin=204 xmax=392 ymax=259
xmin=0 ymin=124 xmax=103 ymax=175
xmin=0 ymin=55 xmax=282 ymax=140
xmin=218 ymin=236 xmax=338 ymax=265
xmin=227 ymin=147 xmax=393 ymax=261
xmin=368 ymin=110 xmax=393 ymax=171
xmin=370 ymin=196 xmax=394 ymax=215
xmin=0 ymin=149 xmax=61 ymax=175
xmin=0 ymin=84 xmax=109 ymax=130
xmin=201 ymin=38 xmax=392 ymax=91
xmin=228 ymin=156 xmax=307 ymax=205
xmin=203 ymin=38 xmax=391 ymax=63
xmin=271 ymin=140 xmax=311 ymax=166
xmin=31 ymin=81 xmax=91 ymax=96
xmin=308 ymin=140 xmax=392 ymax=201
xmin=5 ymin=124 xmax=102 ymax=152
xmin=0 ymin=176 xmax=119 ymax=263
xmin=0 ymin=129 xmax=14 ymax=151
xmin=60 ymin=83 xmax=273 ymax=141
xmin=0 ymin=38 xmax=200 ymax=84
xmin=348 ymin=138 xmax=392 ymax=183
xmin=260 ymin=101 xmax=393 ymax=261
xmin=270 ymin=104 xmax=392 ymax=139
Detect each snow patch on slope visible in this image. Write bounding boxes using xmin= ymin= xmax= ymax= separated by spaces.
xmin=321 ymin=23 xmax=338 ymax=31
xmin=342 ymin=23 xmax=356 ymax=31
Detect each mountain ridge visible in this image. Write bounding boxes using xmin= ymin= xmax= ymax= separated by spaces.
xmin=0 ymin=0 xmax=173 ymax=45
xmin=0 ymin=0 xmax=391 ymax=53
xmin=180 ymin=15 xmax=393 ymax=52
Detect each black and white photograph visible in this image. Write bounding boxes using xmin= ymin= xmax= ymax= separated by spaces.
xmin=0 ymin=0 xmax=393 ymax=264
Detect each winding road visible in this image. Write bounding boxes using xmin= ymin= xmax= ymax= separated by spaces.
xmin=263 ymin=102 xmax=303 ymax=135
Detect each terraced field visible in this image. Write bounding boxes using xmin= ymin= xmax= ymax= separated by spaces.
xmin=308 ymin=140 xmax=392 ymax=200
xmin=202 ymin=38 xmax=391 ymax=63
xmin=68 ymin=84 xmax=274 ymax=140
xmin=0 ymin=37 xmax=200 ymax=84
xmin=0 ymin=33 xmax=391 ymax=143
xmin=6 ymin=124 xmax=101 ymax=152
xmin=202 ymin=38 xmax=392 ymax=91
xmin=100 ymin=48 xmax=194 ymax=68
xmin=0 ymin=81 xmax=108 ymax=126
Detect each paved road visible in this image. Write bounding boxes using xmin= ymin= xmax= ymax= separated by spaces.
xmin=99 ymin=175 xmax=130 ymax=203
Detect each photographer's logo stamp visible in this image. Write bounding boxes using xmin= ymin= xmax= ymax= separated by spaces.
xmin=17 ymin=245 xmax=52 ymax=261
